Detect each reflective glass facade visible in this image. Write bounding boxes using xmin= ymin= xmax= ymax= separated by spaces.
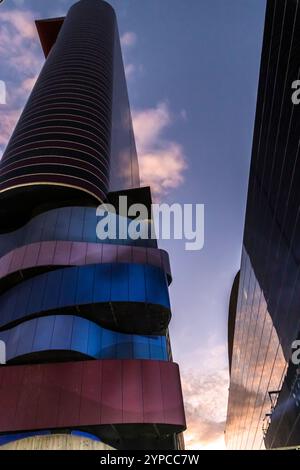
xmin=226 ymin=0 xmax=300 ymax=449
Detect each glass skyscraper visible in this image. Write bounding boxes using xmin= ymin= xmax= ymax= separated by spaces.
xmin=226 ymin=0 xmax=300 ymax=449
xmin=0 ymin=0 xmax=186 ymax=450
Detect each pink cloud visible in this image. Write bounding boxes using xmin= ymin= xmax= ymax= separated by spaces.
xmin=176 ymin=341 xmax=229 ymax=450
xmin=182 ymin=369 xmax=228 ymax=449
xmin=0 ymin=12 xmax=40 ymax=80
xmin=121 ymin=32 xmax=139 ymax=80
xmin=132 ymin=102 xmax=187 ymax=199
xmin=0 ymin=108 xmax=22 ymax=148
xmin=125 ymin=63 xmax=136 ymax=79
xmin=138 ymin=144 xmax=187 ymax=196
xmin=0 ymin=9 xmax=42 ymax=89
xmin=0 ymin=108 xmax=23 ymax=161
xmin=0 ymin=9 xmax=42 ymax=157
xmin=121 ymin=31 xmax=137 ymax=48
xmin=133 ymin=102 xmax=171 ymax=151
xmin=20 ymin=76 xmax=38 ymax=93
xmin=0 ymin=10 xmax=37 ymax=40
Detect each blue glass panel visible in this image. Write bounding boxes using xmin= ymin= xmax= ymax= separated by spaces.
xmin=76 ymin=266 xmax=95 ymax=304
xmin=69 ymin=207 xmax=85 ymax=241
xmin=116 ymin=341 xmax=133 ymax=359
xmin=150 ymin=337 xmax=166 ymax=360
xmin=0 ymin=315 xmax=168 ymax=362
xmin=51 ymin=315 xmax=73 ymax=349
xmin=59 ymin=267 xmax=78 ymax=306
xmin=71 ymin=316 xmax=89 ymax=354
xmin=33 ymin=316 xmax=55 ymax=351
xmin=55 ymin=207 xmax=72 ymax=240
xmin=145 ymin=265 xmax=170 ymax=307
xmin=14 ymin=318 xmax=36 ymax=356
xmin=101 ymin=327 xmax=116 ymax=358
xmin=133 ymin=341 xmax=150 ymax=360
xmin=0 ymin=289 xmax=17 ymax=325
xmin=128 ymin=264 xmax=145 ymax=302
xmin=26 ymin=212 xmax=46 ymax=244
xmin=87 ymin=319 xmax=100 ymax=357
xmin=111 ymin=264 xmax=128 ymax=301
xmin=83 ymin=208 xmax=97 ymax=243
xmin=41 ymin=208 xmax=59 ymax=241
xmin=94 ymin=263 xmax=111 ymax=302
xmin=43 ymin=270 xmax=63 ymax=311
xmin=14 ymin=281 xmax=31 ymax=317
xmin=27 ymin=275 xmax=47 ymax=314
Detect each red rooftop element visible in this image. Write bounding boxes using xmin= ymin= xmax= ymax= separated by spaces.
xmin=35 ymin=17 xmax=65 ymax=57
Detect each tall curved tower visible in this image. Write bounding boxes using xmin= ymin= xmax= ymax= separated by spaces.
xmin=0 ymin=0 xmax=185 ymax=450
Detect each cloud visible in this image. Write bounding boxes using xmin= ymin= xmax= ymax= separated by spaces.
xmin=0 ymin=9 xmax=42 ymax=157
xmin=0 ymin=108 xmax=22 ymax=147
xmin=20 ymin=76 xmax=38 ymax=94
xmin=133 ymin=102 xmax=171 ymax=149
xmin=0 ymin=10 xmax=42 ymax=79
xmin=182 ymin=368 xmax=228 ymax=449
xmin=180 ymin=109 xmax=188 ymax=121
xmin=132 ymin=102 xmax=187 ymax=199
xmin=121 ymin=31 xmax=137 ymax=48
xmin=0 ymin=108 xmax=23 ymax=161
xmin=0 ymin=10 xmax=37 ymax=40
xmin=125 ymin=63 xmax=136 ymax=79
xmin=138 ymin=144 xmax=186 ymax=197
xmin=177 ymin=340 xmax=229 ymax=450
xmin=121 ymin=32 xmax=139 ymax=80
xmin=124 ymin=63 xmax=144 ymax=81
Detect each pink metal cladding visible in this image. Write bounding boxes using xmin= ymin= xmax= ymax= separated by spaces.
xmin=0 ymin=241 xmax=172 ymax=285
xmin=0 ymin=360 xmax=186 ymax=433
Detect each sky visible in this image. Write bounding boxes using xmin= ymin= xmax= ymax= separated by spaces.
xmin=0 ymin=0 xmax=266 ymax=449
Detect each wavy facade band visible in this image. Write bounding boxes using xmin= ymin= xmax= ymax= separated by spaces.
xmin=0 ymin=0 xmax=185 ymax=450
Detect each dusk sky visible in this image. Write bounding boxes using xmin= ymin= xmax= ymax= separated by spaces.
xmin=0 ymin=0 xmax=266 ymax=449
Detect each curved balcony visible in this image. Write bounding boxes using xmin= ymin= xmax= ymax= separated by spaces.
xmin=0 ymin=241 xmax=171 ymax=294
xmin=0 ymin=314 xmax=168 ymax=364
xmin=0 ymin=359 xmax=186 ymax=444
xmin=0 ymin=206 xmax=157 ymax=259
xmin=0 ymin=263 xmax=171 ymax=335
